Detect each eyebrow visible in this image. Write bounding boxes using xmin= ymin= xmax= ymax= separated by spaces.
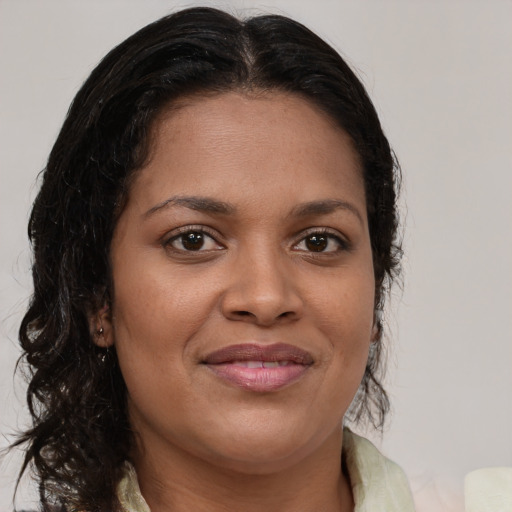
xmin=144 ymin=196 xmax=236 ymax=218
xmin=144 ymin=195 xmax=363 ymax=224
xmin=290 ymin=199 xmax=364 ymax=224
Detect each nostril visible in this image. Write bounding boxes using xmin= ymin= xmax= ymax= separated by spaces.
xmin=230 ymin=310 xmax=296 ymax=322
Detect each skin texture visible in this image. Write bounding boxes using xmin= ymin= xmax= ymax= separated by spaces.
xmin=99 ymin=91 xmax=376 ymax=512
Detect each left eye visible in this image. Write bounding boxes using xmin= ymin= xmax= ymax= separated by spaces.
xmin=294 ymin=232 xmax=344 ymax=253
xmin=167 ymin=231 xmax=222 ymax=252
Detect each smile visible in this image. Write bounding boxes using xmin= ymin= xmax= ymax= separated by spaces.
xmin=202 ymin=343 xmax=313 ymax=392
xmin=230 ymin=360 xmax=293 ymax=368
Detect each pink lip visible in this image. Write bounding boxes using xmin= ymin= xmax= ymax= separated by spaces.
xmin=202 ymin=343 xmax=313 ymax=392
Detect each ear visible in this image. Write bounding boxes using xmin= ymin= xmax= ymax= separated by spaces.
xmin=90 ymin=304 xmax=114 ymax=348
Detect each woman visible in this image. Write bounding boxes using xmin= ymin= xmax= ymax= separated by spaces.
xmin=15 ymin=7 xmax=411 ymax=512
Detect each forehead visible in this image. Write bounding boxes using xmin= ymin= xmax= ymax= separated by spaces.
xmin=128 ymin=91 xmax=365 ymax=215
xmin=151 ymin=90 xmax=358 ymax=161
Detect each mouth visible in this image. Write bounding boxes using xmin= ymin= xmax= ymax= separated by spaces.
xmin=202 ymin=343 xmax=313 ymax=392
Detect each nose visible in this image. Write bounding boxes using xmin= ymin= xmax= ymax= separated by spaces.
xmin=220 ymin=248 xmax=304 ymax=327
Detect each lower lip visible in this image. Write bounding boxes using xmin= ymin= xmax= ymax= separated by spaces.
xmin=206 ymin=363 xmax=309 ymax=392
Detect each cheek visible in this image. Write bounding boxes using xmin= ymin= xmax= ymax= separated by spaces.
xmin=314 ymin=267 xmax=375 ymax=340
xmin=111 ymin=260 xmax=217 ymax=347
xmin=110 ymin=271 xmax=200 ymax=414
xmin=310 ymin=267 xmax=375 ymax=388
xmin=109 ymin=261 xmax=227 ymax=414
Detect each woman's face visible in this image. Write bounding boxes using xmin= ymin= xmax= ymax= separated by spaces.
xmin=105 ymin=91 xmax=375 ymax=473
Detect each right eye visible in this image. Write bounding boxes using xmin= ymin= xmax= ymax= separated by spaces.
xmin=165 ymin=230 xmax=223 ymax=252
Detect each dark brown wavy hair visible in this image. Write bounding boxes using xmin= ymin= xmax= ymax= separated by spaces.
xmin=14 ymin=7 xmax=402 ymax=511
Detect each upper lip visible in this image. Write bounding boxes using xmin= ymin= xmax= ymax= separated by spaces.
xmin=202 ymin=343 xmax=314 ymax=365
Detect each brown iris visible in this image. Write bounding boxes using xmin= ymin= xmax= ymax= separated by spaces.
xmin=181 ymin=232 xmax=205 ymax=250
xmin=305 ymin=234 xmax=328 ymax=252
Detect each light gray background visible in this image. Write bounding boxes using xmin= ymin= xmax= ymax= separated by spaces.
xmin=1 ymin=1 xmax=511 ymax=510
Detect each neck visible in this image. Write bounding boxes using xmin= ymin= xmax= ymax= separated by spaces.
xmin=131 ymin=427 xmax=354 ymax=512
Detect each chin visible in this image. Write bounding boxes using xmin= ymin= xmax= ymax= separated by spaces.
xmin=198 ymin=415 xmax=340 ymax=475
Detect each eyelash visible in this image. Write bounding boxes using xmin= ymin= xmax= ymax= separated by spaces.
xmin=292 ymin=228 xmax=350 ymax=254
xmin=163 ymin=226 xmax=224 ymax=253
xmin=162 ymin=226 xmax=350 ymax=255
